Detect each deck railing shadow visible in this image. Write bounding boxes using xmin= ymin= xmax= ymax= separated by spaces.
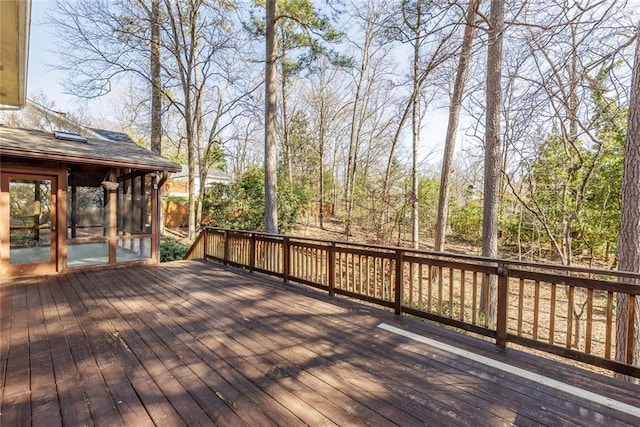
xmin=187 ymin=226 xmax=640 ymax=379
xmin=87 ymin=263 xmax=497 ymax=424
xmin=5 ymin=259 xmax=640 ymax=424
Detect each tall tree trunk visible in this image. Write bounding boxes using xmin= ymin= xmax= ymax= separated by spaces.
xmin=150 ymin=0 xmax=163 ymax=236
xmin=616 ymin=26 xmax=640 ymax=381
xmin=281 ymin=61 xmax=292 ymax=182
xmin=150 ymin=0 xmax=161 ymax=155
xmin=344 ymin=65 xmax=367 ymax=236
xmin=480 ymin=0 xmax=504 ymax=323
xmin=380 ymin=95 xmax=413 ymax=239
xmin=434 ymin=0 xmax=479 ymax=252
xmin=187 ymin=119 xmax=196 ymax=240
xmin=410 ymin=0 xmax=422 ymax=250
xmin=163 ymin=0 xmax=197 ymax=240
xmin=193 ymin=41 xmax=205 ymax=234
xmin=411 ymin=104 xmax=419 ymax=249
xmin=318 ymin=96 xmax=325 ymax=229
xmin=264 ymin=0 xmax=279 ymax=234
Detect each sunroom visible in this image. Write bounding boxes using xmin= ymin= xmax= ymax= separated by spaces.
xmin=0 ymin=126 xmax=180 ymax=278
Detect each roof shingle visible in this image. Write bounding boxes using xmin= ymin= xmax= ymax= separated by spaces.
xmin=0 ymin=126 xmax=181 ymax=172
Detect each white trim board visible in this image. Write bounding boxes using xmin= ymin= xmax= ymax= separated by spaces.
xmin=377 ymin=322 xmax=640 ymax=419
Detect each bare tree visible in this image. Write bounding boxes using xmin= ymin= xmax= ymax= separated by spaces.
xmin=434 ymin=0 xmax=479 ymax=252
xmin=160 ymin=0 xmax=242 ymax=239
xmin=307 ymin=59 xmax=350 ymax=229
xmin=343 ymin=0 xmax=394 ymax=237
xmin=378 ymin=0 xmax=457 ymax=246
xmin=51 ymin=0 xmax=244 ymax=240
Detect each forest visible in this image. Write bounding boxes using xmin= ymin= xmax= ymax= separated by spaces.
xmin=38 ymin=0 xmax=640 ymax=268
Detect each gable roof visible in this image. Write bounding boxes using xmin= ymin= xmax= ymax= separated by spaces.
xmin=0 ymin=125 xmax=181 ymax=172
xmin=88 ymin=128 xmax=137 ymax=144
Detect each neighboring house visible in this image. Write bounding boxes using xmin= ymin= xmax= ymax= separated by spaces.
xmin=0 ymin=99 xmax=131 ymax=139
xmin=163 ymin=164 xmax=231 ymax=228
xmin=0 ymin=125 xmax=180 ymax=278
xmin=164 ymin=164 xmax=231 ymax=198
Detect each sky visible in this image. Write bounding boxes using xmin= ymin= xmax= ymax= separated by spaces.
xmin=27 ymin=0 xmax=123 ymax=118
xmin=27 ymin=1 xmax=76 ymax=110
xmin=24 ymin=0 xmax=462 ymax=167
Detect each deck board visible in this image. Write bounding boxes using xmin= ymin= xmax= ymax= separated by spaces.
xmin=2 ymin=260 xmax=640 ymax=426
xmin=37 ymin=275 xmax=92 ymax=426
xmin=27 ymin=278 xmax=61 ymax=427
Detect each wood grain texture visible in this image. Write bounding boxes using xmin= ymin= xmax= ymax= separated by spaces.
xmin=1 ymin=261 xmax=639 ymax=426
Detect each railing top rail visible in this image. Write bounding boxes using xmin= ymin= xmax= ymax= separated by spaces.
xmin=200 ymin=226 xmax=640 ymax=282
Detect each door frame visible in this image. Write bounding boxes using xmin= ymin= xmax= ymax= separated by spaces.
xmin=0 ymin=166 xmax=65 ymax=277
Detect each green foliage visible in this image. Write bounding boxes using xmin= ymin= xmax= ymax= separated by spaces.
xmin=247 ymin=0 xmax=344 ymax=77
xmin=163 ymin=195 xmax=188 ymax=203
xmin=579 ymin=68 xmax=626 ymax=256
xmin=202 ymin=165 xmax=307 ymax=232
xmin=288 ymin=111 xmax=320 ymax=198
xmin=449 ymin=200 xmax=483 ymax=243
xmin=500 ymin=208 xmax=538 ymax=247
xmin=160 ymin=238 xmax=190 ymax=262
xmin=502 ymin=62 xmax=627 ymax=262
xmin=417 ymin=176 xmax=440 ymax=235
xmin=278 ymin=177 xmax=307 ymax=230
xmin=206 ymin=139 xmax=227 ymax=171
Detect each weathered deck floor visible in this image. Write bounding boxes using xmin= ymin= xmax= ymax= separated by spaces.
xmin=2 ymin=260 xmax=640 ymax=426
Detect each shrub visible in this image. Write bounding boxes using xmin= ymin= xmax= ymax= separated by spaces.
xmin=202 ymin=165 xmax=306 ymax=233
xmin=160 ymin=237 xmax=190 ymax=262
xmin=449 ymin=201 xmax=483 ymax=243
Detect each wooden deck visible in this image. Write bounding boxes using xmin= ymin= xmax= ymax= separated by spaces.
xmin=2 ymin=261 xmax=640 ymax=426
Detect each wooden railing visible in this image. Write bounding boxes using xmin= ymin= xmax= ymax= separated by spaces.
xmin=186 ymin=227 xmax=640 ymax=378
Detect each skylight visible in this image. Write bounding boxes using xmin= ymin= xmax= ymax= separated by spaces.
xmin=54 ymin=131 xmax=88 ymax=143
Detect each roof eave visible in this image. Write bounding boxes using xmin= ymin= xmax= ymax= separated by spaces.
xmin=0 ymin=0 xmax=32 ymax=109
xmin=0 ymin=147 xmax=182 ymax=173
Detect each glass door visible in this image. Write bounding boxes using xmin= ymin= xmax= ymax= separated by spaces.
xmin=1 ymin=173 xmax=58 ymax=276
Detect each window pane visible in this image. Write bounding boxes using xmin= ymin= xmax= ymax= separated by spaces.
xmin=9 ymin=179 xmax=52 ymax=265
xmin=118 ymin=174 xmax=152 ymax=235
xmin=117 ymin=238 xmax=151 ymax=261
xmin=68 ymin=186 xmax=107 ymax=238
xmin=67 ymin=242 xmax=109 ymax=267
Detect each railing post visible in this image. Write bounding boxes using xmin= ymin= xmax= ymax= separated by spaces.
xmin=627 ymin=294 xmax=636 ymax=365
xmin=202 ymin=228 xmax=208 ymax=260
xmin=328 ymin=242 xmax=336 ymax=296
xmin=283 ymin=236 xmax=290 ymax=282
xmin=395 ymin=250 xmax=404 ymax=315
xmin=224 ymin=229 xmax=230 ymax=265
xmin=496 ymin=264 xmax=509 ymax=348
xmin=249 ymin=233 xmax=255 ymax=272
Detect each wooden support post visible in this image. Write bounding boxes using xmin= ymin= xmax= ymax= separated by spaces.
xmin=108 ymin=169 xmax=118 ymax=264
xmin=283 ymin=236 xmax=290 ymax=282
xmin=627 ymin=294 xmax=636 ymax=365
xmin=329 ymin=243 xmax=336 ymax=297
xmin=140 ymin=175 xmax=147 ymax=231
xmin=249 ymin=233 xmax=255 ymax=272
xmin=33 ymin=181 xmax=41 ymax=242
xmin=151 ymin=174 xmax=158 ymax=262
xmin=202 ymin=228 xmax=208 ymax=260
xmin=139 ymin=176 xmax=146 ymax=256
xmin=70 ymin=185 xmax=77 ymax=238
xmin=496 ymin=264 xmax=509 ymax=348
xmin=395 ymin=250 xmax=404 ymax=315
xmin=223 ymin=229 xmax=230 ymax=265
